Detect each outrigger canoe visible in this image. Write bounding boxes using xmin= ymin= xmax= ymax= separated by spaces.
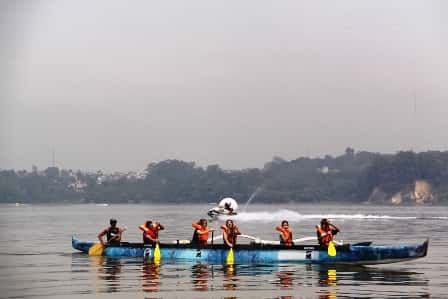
xmin=72 ymin=236 xmax=428 ymax=265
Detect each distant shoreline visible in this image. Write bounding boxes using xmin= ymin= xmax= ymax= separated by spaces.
xmin=2 ymin=150 xmax=448 ymax=205
xmin=3 ymin=202 xmax=448 ymax=206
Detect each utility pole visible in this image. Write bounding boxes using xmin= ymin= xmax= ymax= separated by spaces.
xmin=52 ymin=148 xmax=55 ymax=167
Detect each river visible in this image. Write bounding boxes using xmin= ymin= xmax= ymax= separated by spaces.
xmin=0 ymin=203 xmax=446 ymax=298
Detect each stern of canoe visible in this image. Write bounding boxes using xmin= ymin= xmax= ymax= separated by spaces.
xmin=321 ymin=238 xmax=429 ymax=265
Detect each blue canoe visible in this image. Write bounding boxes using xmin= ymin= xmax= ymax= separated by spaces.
xmin=72 ymin=236 xmax=428 ymax=265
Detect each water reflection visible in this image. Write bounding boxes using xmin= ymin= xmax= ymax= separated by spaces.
xmin=314 ymin=264 xmax=428 ymax=286
xmin=277 ymin=270 xmax=294 ymax=289
xmin=223 ymin=264 xmax=239 ymax=290
xmin=318 ymin=291 xmax=337 ymax=299
xmin=317 ymin=268 xmax=337 ymax=299
xmin=93 ymin=256 xmax=122 ymax=293
xmin=318 ymin=268 xmax=337 ymax=287
xmin=141 ymin=260 xmax=161 ymax=293
xmin=191 ymin=263 xmax=209 ymax=291
xmin=71 ymin=254 xmax=430 ymax=298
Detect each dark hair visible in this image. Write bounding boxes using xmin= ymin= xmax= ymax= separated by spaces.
xmin=110 ymin=218 xmax=117 ymax=225
xmin=320 ymin=218 xmax=329 ymax=226
xmin=226 ymin=219 xmax=233 ymax=225
xmin=145 ymin=220 xmax=153 ymax=227
xmin=281 ymin=220 xmax=289 ymax=226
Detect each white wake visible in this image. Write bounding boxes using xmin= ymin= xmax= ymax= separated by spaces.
xmin=223 ymin=209 xmax=418 ymax=222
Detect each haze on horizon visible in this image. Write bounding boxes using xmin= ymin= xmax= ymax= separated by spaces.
xmin=1 ymin=1 xmax=447 ymax=173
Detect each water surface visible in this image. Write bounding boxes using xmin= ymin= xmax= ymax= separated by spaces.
xmin=0 ymin=203 xmax=446 ymax=298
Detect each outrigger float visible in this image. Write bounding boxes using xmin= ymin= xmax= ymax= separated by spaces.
xmin=72 ymin=235 xmax=428 ymax=265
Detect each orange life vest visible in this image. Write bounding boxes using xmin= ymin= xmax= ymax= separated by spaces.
xmin=316 ymin=225 xmax=333 ymax=246
xmin=139 ymin=224 xmax=159 ymax=240
xmin=192 ymin=223 xmax=209 ymax=244
xmin=221 ymin=225 xmax=239 ymax=246
xmin=276 ymin=226 xmax=293 ymax=246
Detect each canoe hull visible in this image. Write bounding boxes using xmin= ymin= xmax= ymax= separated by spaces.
xmin=72 ymin=237 xmax=428 ymax=265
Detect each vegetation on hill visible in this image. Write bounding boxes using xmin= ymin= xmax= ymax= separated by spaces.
xmin=1 ymin=148 xmax=448 ymax=204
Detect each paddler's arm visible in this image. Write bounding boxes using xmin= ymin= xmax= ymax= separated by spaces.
xmin=156 ymin=222 xmax=164 ymax=230
xmin=139 ymin=224 xmax=149 ymax=232
xmin=276 ymin=226 xmax=285 ymax=233
xmin=234 ymin=226 xmax=241 ymax=236
xmin=329 ymin=222 xmax=340 ymax=235
xmin=112 ymin=226 xmax=126 ymax=242
xmin=109 ymin=235 xmax=120 ymax=242
xmin=223 ymin=231 xmax=233 ymax=248
xmin=199 ymin=228 xmax=213 ymax=235
xmin=192 ymin=223 xmax=208 ymax=234
xmin=148 ymin=235 xmax=158 ymax=243
xmin=145 ymin=232 xmax=158 ymax=243
xmin=98 ymin=228 xmax=107 ymax=245
xmin=276 ymin=226 xmax=288 ymax=242
xmin=221 ymin=226 xmax=233 ymax=248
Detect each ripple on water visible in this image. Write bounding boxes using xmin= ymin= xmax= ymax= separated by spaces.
xmin=0 ymin=204 xmax=447 ymax=298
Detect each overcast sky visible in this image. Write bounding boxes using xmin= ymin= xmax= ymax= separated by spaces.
xmin=1 ymin=1 xmax=447 ymax=172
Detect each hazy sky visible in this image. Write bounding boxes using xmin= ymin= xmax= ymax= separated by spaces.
xmin=1 ymin=1 xmax=447 ymax=172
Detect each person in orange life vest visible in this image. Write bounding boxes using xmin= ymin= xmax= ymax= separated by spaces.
xmin=139 ymin=220 xmax=164 ymax=245
xmin=192 ymin=218 xmax=212 ymax=245
xmin=276 ymin=220 xmax=294 ymax=246
xmin=98 ymin=218 xmax=125 ymax=245
xmin=316 ymin=218 xmax=340 ymax=247
xmin=221 ymin=219 xmax=241 ymax=248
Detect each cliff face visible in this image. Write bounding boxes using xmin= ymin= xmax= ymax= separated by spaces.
xmin=368 ymin=180 xmax=436 ymax=205
xmin=412 ymin=180 xmax=433 ymax=204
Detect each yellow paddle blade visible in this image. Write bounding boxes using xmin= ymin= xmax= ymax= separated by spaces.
xmin=88 ymin=243 xmax=104 ymax=256
xmin=226 ymin=248 xmax=234 ymax=265
xmin=328 ymin=241 xmax=336 ymax=257
xmin=154 ymin=243 xmax=161 ymax=264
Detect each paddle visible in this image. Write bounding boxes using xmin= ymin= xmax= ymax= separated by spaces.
xmin=154 ymin=242 xmax=161 ymax=264
xmin=328 ymin=241 xmax=336 ymax=257
xmin=226 ymin=247 xmax=234 ymax=265
xmin=88 ymin=243 xmax=104 ymax=256
xmin=88 ymin=226 xmax=127 ymax=256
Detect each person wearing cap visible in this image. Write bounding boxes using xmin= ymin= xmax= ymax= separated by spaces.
xmin=98 ymin=218 xmax=125 ymax=245
xmin=316 ymin=218 xmax=340 ymax=247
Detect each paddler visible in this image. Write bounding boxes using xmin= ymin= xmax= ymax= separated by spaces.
xmin=139 ymin=220 xmax=164 ymax=245
xmin=97 ymin=218 xmax=124 ymax=245
xmin=221 ymin=219 xmax=241 ymax=248
xmin=276 ymin=220 xmax=294 ymax=246
xmin=192 ymin=218 xmax=212 ymax=245
xmin=316 ymin=218 xmax=340 ymax=247
xmin=224 ymin=202 xmax=234 ymax=215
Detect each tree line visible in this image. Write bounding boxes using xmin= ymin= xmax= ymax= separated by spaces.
xmin=1 ymin=148 xmax=448 ymax=204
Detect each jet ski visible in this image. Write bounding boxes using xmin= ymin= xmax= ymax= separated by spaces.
xmin=207 ymin=197 xmax=238 ymax=219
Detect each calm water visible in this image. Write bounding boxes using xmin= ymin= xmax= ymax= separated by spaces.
xmin=0 ymin=203 xmax=447 ymax=298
